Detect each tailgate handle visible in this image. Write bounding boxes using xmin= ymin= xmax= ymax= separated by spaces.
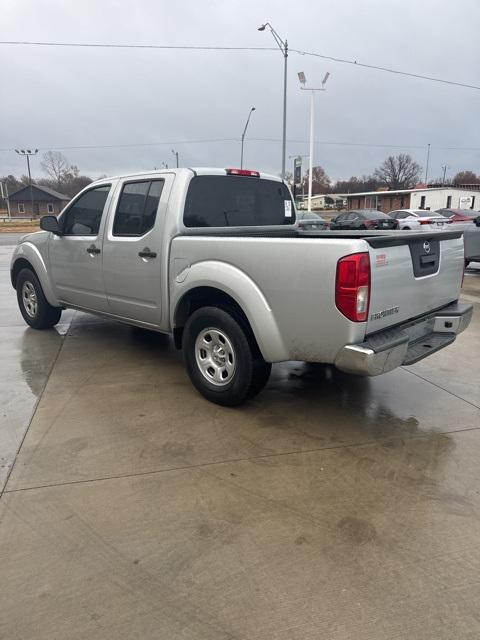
xmin=420 ymin=254 xmax=436 ymax=265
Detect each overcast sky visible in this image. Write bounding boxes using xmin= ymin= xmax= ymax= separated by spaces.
xmin=1 ymin=0 xmax=479 ymax=184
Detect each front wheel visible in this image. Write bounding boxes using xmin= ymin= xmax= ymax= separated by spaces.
xmin=16 ymin=267 xmax=62 ymax=329
xmin=183 ymin=306 xmax=271 ymax=406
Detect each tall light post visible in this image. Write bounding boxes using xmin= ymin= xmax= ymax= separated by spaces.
xmin=298 ymin=71 xmax=330 ymax=212
xmin=258 ymin=22 xmax=288 ymax=179
xmin=15 ymin=149 xmax=38 ymax=216
xmin=425 ymin=143 xmax=431 ymax=185
xmin=441 ymin=164 xmax=450 ymax=184
xmin=240 ymin=106 xmax=255 ymax=169
xmin=171 ymin=149 xmax=179 ymax=168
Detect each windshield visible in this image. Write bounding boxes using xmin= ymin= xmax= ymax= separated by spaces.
xmin=362 ymin=210 xmax=390 ymax=219
xmin=184 ymin=175 xmax=295 ymax=227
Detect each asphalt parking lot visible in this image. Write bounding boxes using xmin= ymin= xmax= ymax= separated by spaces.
xmin=1 ymin=233 xmax=479 ymax=640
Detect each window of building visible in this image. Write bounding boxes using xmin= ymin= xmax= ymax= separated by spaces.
xmin=420 ymin=196 xmax=426 ymax=209
xmin=470 ymin=196 xmax=475 ymax=209
xmin=18 ymin=203 xmax=25 ymax=214
xmin=446 ymin=196 xmax=452 ymax=208
xmin=47 ymin=203 xmax=54 ymax=214
xmin=113 ymin=180 xmax=164 ymax=236
xmin=63 ymin=185 xmax=111 ymax=236
xmin=400 ymin=197 xmax=405 ymax=208
xmin=184 ymin=176 xmax=295 ymax=227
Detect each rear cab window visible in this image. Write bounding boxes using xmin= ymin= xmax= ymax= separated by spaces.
xmin=183 ymin=175 xmax=295 ymax=227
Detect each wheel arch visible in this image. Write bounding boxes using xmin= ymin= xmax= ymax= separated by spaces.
xmin=171 ymin=262 xmax=289 ymax=362
xmin=10 ymin=242 xmax=60 ymax=307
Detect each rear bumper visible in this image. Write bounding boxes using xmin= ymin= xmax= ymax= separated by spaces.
xmin=334 ymin=302 xmax=473 ymax=376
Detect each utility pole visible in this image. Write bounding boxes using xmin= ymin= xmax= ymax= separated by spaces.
xmin=0 ymin=181 xmax=11 ymax=220
xmin=15 ymin=149 xmax=38 ymax=216
xmin=171 ymin=149 xmax=179 ymax=168
xmin=258 ymin=23 xmax=288 ymax=178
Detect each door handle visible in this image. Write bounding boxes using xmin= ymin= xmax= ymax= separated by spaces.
xmin=86 ymin=245 xmax=101 ymax=255
xmin=138 ymin=248 xmax=157 ymax=259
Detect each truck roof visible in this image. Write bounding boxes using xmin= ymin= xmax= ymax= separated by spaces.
xmin=94 ymin=168 xmax=284 ymax=183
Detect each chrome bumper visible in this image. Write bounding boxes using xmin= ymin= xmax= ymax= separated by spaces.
xmin=334 ymin=302 xmax=473 ymax=376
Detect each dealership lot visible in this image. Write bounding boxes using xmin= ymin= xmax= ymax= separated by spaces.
xmin=1 ymin=234 xmax=479 ymax=639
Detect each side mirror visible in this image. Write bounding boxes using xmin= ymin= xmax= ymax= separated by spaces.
xmin=40 ymin=215 xmax=61 ymax=235
xmin=475 ymin=216 xmax=480 ymax=227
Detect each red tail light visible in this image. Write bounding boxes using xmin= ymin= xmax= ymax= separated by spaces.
xmin=226 ymin=168 xmax=260 ymax=177
xmin=335 ymin=253 xmax=371 ymax=322
xmin=419 ymin=219 xmax=432 ymax=225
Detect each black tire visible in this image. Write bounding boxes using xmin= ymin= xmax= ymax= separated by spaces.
xmin=16 ymin=267 xmax=62 ymax=329
xmin=403 ymin=226 xmax=411 ymax=230
xmin=183 ymin=306 xmax=271 ymax=406
xmin=358 ymin=224 xmax=367 ymax=230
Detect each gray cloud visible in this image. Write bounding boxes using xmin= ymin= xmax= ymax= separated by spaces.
xmin=1 ymin=0 xmax=479 ymax=184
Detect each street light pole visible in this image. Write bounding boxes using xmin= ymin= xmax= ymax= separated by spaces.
xmin=15 ymin=149 xmax=38 ymax=216
xmin=441 ymin=164 xmax=449 ymax=184
xmin=258 ymin=23 xmax=288 ymax=179
xmin=298 ymin=72 xmax=330 ymax=213
xmin=171 ymin=149 xmax=179 ymax=168
xmin=240 ymin=106 xmax=256 ymax=169
xmin=425 ymin=143 xmax=431 ymax=185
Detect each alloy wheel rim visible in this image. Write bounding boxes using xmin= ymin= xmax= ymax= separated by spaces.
xmin=22 ymin=281 xmax=38 ymax=318
xmin=195 ymin=327 xmax=236 ymax=386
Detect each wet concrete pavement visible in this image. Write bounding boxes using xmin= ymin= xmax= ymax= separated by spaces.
xmin=0 ymin=234 xmax=479 ymax=639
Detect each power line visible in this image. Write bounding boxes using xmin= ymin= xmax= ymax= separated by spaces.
xmin=0 ymin=40 xmax=275 ymax=52
xmin=2 ymin=138 xmax=480 ymax=153
xmin=290 ymin=48 xmax=480 ymax=91
xmin=1 ymin=40 xmax=479 ymax=90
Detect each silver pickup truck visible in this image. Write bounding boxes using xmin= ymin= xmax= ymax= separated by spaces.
xmin=11 ymin=168 xmax=473 ymax=405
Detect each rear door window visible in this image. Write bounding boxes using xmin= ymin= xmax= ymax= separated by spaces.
xmin=113 ymin=180 xmax=164 ymax=236
xmin=184 ymin=175 xmax=295 ymax=227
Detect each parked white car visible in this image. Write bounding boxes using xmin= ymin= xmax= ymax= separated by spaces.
xmin=389 ymin=209 xmax=450 ymax=231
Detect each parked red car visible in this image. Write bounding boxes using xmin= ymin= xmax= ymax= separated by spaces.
xmin=436 ymin=208 xmax=480 ymax=223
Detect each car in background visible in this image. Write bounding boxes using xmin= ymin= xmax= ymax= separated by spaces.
xmin=331 ymin=209 xmax=397 ymax=230
xmin=436 ymin=208 xmax=480 ymax=223
xmin=296 ymin=211 xmax=329 ymax=230
xmin=389 ymin=209 xmax=450 ymax=231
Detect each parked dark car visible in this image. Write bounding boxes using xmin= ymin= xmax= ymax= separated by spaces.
xmin=296 ymin=211 xmax=329 ymax=230
xmin=436 ymin=208 xmax=480 ymax=223
xmin=331 ymin=209 xmax=397 ymax=230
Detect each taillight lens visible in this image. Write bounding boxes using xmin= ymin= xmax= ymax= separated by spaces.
xmin=419 ymin=220 xmax=432 ymax=225
xmin=335 ymin=253 xmax=371 ymax=322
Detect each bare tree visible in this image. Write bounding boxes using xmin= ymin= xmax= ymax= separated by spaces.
xmin=374 ymin=154 xmax=422 ymax=189
xmin=40 ymin=151 xmax=70 ymax=189
xmin=332 ymin=175 xmax=380 ymax=193
xmin=302 ymin=166 xmax=331 ymax=195
xmin=453 ymin=170 xmax=480 ymax=185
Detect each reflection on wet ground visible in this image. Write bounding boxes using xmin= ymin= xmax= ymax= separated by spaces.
xmin=0 ymin=239 xmax=479 ymax=639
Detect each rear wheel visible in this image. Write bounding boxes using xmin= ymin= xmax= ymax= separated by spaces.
xmin=16 ymin=267 xmax=62 ymax=329
xmin=183 ymin=306 xmax=271 ymax=406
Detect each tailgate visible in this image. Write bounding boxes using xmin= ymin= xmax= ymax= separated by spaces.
xmin=366 ymin=231 xmax=464 ymax=334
